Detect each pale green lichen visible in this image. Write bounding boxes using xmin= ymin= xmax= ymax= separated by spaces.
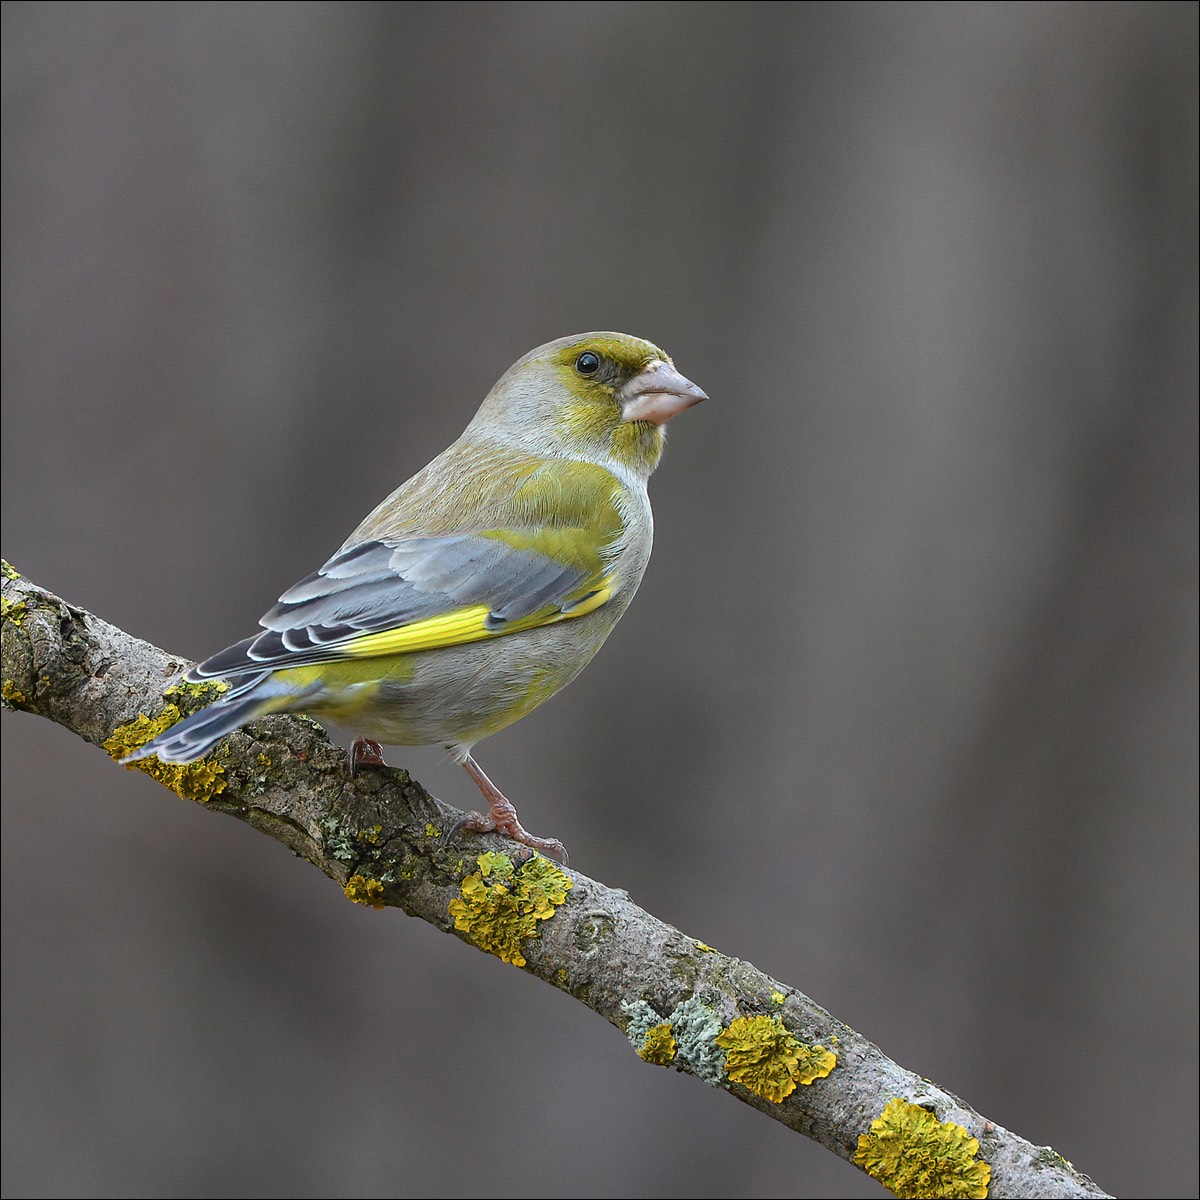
xmin=622 ymin=1003 xmax=678 ymax=1066
xmin=853 ymin=1098 xmax=991 ymax=1199
xmin=318 ymin=814 xmax=360 ymax=862
xmin=1033 ymin=1146 xmax=1072 ymax=1171
xmin=344 ymin=874 xmax=386 ymax=908
xmin=621 ymin=996 xmax=727 ymax=1087
xmin=622 ymin=1000 xmax=661 ymax=1044
xmin=318 ymin=813 xmax=400 ymax=872
xmin=448 ymin=851 xmax=573 ymax=967
xmin=103 ymin=708 xmax=226 ymax=803
xmin=715 ymin=1014 xmax=836 ymax=1103
xmin=671 ymin=997 xmax=728 ymax=1085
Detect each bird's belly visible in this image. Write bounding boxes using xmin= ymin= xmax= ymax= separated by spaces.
xmin=286 ymin=612 xmax=618 ymax=750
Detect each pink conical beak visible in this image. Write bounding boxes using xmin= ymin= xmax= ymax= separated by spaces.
xmin=619 ymin=360 xmax=708 ymax=426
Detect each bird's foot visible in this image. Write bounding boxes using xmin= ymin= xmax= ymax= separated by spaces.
xmin=451 ymin=751 xmax=569 ymax=865
xmin=450 ymin=804 xmax=569 ymax=865
xmin=350 ymin=737 xmax=387 ymax=775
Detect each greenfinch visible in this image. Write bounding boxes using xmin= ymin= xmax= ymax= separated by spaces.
xmin=125 ymin=332 xmax=706 ymax=859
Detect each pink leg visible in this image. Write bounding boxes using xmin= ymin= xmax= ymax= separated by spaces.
xmin=454 ymin=753 xmax=569 ymax=864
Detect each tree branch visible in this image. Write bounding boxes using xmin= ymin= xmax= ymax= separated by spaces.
xmin=1 ymin=562 xmax=1110 ymax=1200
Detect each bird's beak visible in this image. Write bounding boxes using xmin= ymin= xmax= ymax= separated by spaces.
xmin=619 ymin=360 xmax=708 ymax=426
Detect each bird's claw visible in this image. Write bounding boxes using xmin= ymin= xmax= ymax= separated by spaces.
xmin=446 ymin=808 xmax=569 ymax=866
xmin=350 ymin=737 xmax=387 ymax=775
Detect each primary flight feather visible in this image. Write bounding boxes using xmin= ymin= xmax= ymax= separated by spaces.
xmin=125 ymin=332 xmax=706 ymax=860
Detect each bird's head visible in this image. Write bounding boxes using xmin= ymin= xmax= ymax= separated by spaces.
xmin=470 ymin=332 xmax=707 ymax=479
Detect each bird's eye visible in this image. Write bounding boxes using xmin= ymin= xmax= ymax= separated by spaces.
xmin=575 ymin=351 xmax=601 ymax=376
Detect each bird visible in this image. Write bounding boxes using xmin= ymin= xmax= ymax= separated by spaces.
xmin=124 ymin=332 xmax=706 ymax=861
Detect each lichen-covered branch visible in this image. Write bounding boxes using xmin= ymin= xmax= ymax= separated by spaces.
xmin=1 ymin=562 xmax=1111 ymax=1200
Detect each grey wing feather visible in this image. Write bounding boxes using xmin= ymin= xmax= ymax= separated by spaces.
xmin=186 ymin=535 xmax=589 ymax=681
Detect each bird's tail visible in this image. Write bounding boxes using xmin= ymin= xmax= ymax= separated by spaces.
xmin=121 ymin=673 xmax=300 ymax=765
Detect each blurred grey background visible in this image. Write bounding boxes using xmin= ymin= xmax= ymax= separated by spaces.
xmin=3 ymin=3 xmax=1196 ymax=1197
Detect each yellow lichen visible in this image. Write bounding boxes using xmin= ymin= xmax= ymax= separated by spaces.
xmin=103 ymin=707 xmax=226 ymax=803
xmin=770 ymin=990 xmax=786 ymax=1004
xmin=715 ymin=1014 xmax=836 ymax=1103
xmin=165 ymin=677 xmax=228 ymax=702
xmin=1 ymin=560 xmax=20 ymax=581
xmin=344 ymin=874 xmax=386 ymax=908
xmin=424 ymin=822 xmax=441 ymax=838
xmin=2 ymin=679 xmax=27 ymax=706
xmin=693 ymin=940 xmax=716 ymax=952
xmin=853 ymin=1097 xmax=991 ymax=1199
xmin=638 ymin=1022 xmax=678 ymax=1067
xmin=1 ymin=596 xmax=28 ymax=626
xmin=448 ymin=850 xmax=573 ymax=967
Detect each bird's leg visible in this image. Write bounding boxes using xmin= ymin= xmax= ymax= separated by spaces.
xmin=452 ymin=752 xmax=569 ymax=865
xmin=350 ymin=737 xmax=387 ymax=774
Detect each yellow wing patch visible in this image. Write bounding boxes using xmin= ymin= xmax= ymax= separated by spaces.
xmin=339 ymin=578 xmax=614 ymax=660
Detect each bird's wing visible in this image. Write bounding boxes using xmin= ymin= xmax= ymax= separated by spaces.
xmin=186 ymin=528 xmax=615 ymax=681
